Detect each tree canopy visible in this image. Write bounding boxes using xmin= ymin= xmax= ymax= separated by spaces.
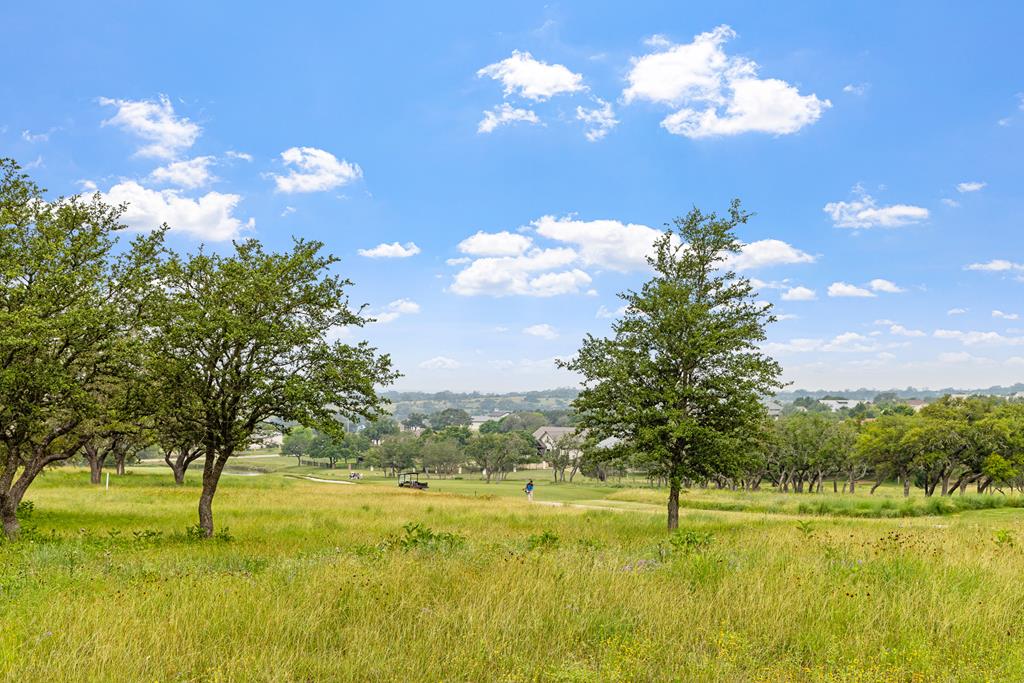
xmin=560 ymin=201 xmax=783 ymax=529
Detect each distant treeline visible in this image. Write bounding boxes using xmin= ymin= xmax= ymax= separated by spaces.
xmin=381 ymin=388 xmax=579 ymax=418
xmin=777 ymin=384 xmax=1024 ymax=402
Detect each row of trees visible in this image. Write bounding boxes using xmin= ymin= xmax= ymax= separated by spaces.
xmin=0 ymin=159 xmax=396 ymax=538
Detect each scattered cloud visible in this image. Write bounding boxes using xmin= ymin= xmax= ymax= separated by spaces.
xmin=21 ymin=128 xmax=54 ymax=143
xmin=451 ymin=215 xmax=813 ymax=297
xmin=100 ymin=180 xmax=253 ymax=241
xmin=828 ymin=282 xmax=876 ymax=298
xmin=889 ymin=324 xmax=926 ymax=337
xmin=477 ymin=51 xmax=585 ymax=101
xmin=522 ymin=323 xmax=559 ymax=340
xmin=373 ymin=299 xmax=421 ymax=323
xmin=947 ymin=308 xmax=968 ymax=315
xmin=623 ymin=25 xmax=830 ymax=138
xmin=781 ymin=286 xmax=817 ymax=301
xmin=596 ymin=304 xmax=628 ymax=319
xmin=730 ymin=239 xmax=816 ymax=270
xmin=273 ymin=146 xmax=362 ymax=193
xmin=576 ymin=98 xmax=618 ymax=141
xmin=478 ymin=103 xmax=541 ymax=134
xmin=941 ymin=198 xmax=960 ymax=208
xmin=824 ymin=186 xmax=928 ymax=229
xmin=868 ymin=278 xmax=904 ymax=293
xmin=419 ymin=356 xmax=461 ymax=370
xmin=956 ymin=181 xmax=986 ymax=193
xmin=225 ymin=150 xmax=253 ymax=162
xmin=842 ymin=83 xmax=869 ymax=95
xmin=458 ymin=230 xmax=533 ymax=256
xmin=938 ymin=351 xmax=987 ymax=364
xmin=150 ymin=156 xmax=216 ymax=189
xmin=965 ymin=259 xmax=1024 ymax=272
xmin=993 ymin=310 xmax=1020 ymax=320
xmin=933 ymin=329 xmax=1024 ymax=346
xmin=532 ymin=215 xmax=662 ymax=272
xmin=358 ymin=242 xmax=421 ymax=258
xmin=765 ymin=332 xmax=881 ymax=354
xmin=450 ymin=248 xmax=590 ymax=297
xmin=99 ymin=95 xmax=200 ymax=159
xmin=280 ymin=206 xmax=296 ymax=217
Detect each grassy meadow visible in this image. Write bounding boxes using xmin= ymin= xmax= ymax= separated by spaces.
xmin=3 ymin=464 xmax=1024 ymax=681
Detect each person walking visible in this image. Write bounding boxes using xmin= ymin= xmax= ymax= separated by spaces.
xmin=524 ymin=479 xmax=534 ymax=502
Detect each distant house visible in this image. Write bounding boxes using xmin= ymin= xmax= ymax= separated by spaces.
xmin=820 ymin=398 xmax=870 ymax=412
xmin=762 ymin=400 xmax=783 ymax=418
xmin=905 ymin=399 xmax=929 ymax=412
xmin=531 ymin=426 xmax=581 ymax=468
xmin=469 ymin=411 xmax=511 ymax=432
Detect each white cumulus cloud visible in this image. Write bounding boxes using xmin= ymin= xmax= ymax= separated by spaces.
xmin=729 ymin=239 xmax=815 ymax=270
xmin=273 ymin=147 xmax=362 ymax=193
xmin=965 ymin=260 xmax=1024 ymax=272
xmin=523 ymin=323 xmax=559 ymax=340
xmin=781 ymin=286 xmax=816 ymax=301
xmin=100 ymin=180 xmax=253 ymax=241
xmin=373 ymin=299 xmax=421 ymax=323
xmin=824 ymin=187 xmax=928 ymax=229
xmin=450 ymin=248 xmax=589 ymax=297
xmin=358 ymin=242 xmax=421 ymax=259
xmin=150 ymin=156 xmax=216 ymax=189
xmin=458 ymin=230 xmax=533 ymax=256
xmin=477 ymin=51 xmax=585 ymax=101
xmin=99 ymin=95 xmax=200 ymax=159
xmin=419 ymin=356 xmax=461 ymax=370
xmin=576 ymin=98 xmax=619 ymax=141
xmin=623 ymin=25 xmax=829 ymax=138
xmin=478 ymin=103 xmax=541 ymax=134
xmin=532 ymin=215 xmax=662 ymax=272
xmin=956 ymin=181 xmax=986 ymax=193
xmin=993 ymin=310 xmax=1020 ymax=320
xmin=869 ymin=278 xmax=904 ymax=293
xmin=828 ymin=282 xmax=876 ymax=298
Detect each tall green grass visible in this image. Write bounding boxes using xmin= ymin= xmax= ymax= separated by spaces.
xmin=2 ymin=469 xmax=1024 ymax=681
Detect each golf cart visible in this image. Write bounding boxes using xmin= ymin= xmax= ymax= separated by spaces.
xmin=398 ymin=471 xmax=429 ymax=490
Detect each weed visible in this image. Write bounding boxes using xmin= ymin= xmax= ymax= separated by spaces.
xmin=526 ymin=530 xmax=560 ymax=551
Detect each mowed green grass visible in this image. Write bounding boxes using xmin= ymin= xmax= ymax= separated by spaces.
xmin=3 ymin=469 xmax=1024 ymax=681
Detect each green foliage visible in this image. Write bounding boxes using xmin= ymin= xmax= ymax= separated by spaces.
xmin=0 ymin=158 xmax=165 ymax=537
xmin=561 ymin=201 xmax=783 ymax=528
xmin=146 ymin=237 xmax=399 ymax=534
xmin=668 ymin=529 xmax=715 ymax=554
xmin=428 ymin=408 xmax=471 ymax=429
xmin=526 ymin=529 xmax=560 ymax=551
xmin=379 ymin=522 xmax=465 ymax=553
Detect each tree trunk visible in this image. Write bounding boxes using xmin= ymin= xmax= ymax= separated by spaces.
xmin=115 ymin=454 xmax=126 ymax=476
xmin=667 ymin=478 xmax=680 ymax=531
xmin=870 ymin=478 xmax=883 ymax=495
xmin=1 ymin=497 xmax=19 ymax=540
xmin=903 ymin=475 xmax=910 ymax=497
xmin=198 ymin=449 xmax=230 ymax=538
xmin=83 ymin=444 xmax=108 ymax=485
xmin=89 ymin=456 xmax=104 ymax=485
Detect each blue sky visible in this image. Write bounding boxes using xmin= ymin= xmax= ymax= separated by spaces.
xmin=3 ymin=2 xmax=1023 ymax=392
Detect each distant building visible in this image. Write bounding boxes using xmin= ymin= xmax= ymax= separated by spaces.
xmin=469 ymin=411 xmax=511 ymax=432
xmin=820 ymin=398 xmax=871 ymax=412
xmin=905 ymin=399 xmax=929 ymax=412
xmin=763 ymin=400 xmax=783 ymax=418
xmin=532 ymin=426 xmax=581 ymax=468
